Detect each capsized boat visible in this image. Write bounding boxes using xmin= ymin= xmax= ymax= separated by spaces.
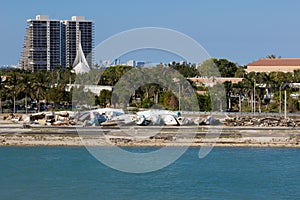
xmin=193 ymin=116 xmax=218 ymax=125
xmin=106 ymin=114 xmax=138 ymax=126
xmin=161 ymin=114 xmax=179 ymax=126
xmin=94 ymin=108 xmax=124 ymax=120
xmin=137 ymin=110 xmax=180 ymax=118
xmin=136 ymin=115 xmax=151 ymax=126
xmin=177 ymin=116 xmax=190 ymax=126
xmin=136 ymin=110 xmax=181 ymax=126
xmin=147 ymin=114 xmax=164 ymax=126
xmin=89 ymin=112 xmax=107 ymax=126
xmin=79 ymin=111 xmax=107 ymax=127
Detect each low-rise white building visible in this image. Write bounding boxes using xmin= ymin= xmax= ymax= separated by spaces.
xmin=65 ymin=84 xmax=113 ymax=95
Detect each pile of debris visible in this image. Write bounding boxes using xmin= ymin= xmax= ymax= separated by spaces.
xmin=0 ymin=111 xmax=77 ymax=126
xmin=224 ymin=116 xmax=300 ymax=127
xmin=1 ymin=108 xmax=221 ymax=127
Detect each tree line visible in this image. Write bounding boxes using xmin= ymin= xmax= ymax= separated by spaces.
xmin=0 ymin=68 xmax=75 ymax=113
xmin=1 ymin=57 xmax=300 ymax=113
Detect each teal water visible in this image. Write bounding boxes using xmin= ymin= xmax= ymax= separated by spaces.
xmin=0 ymin=147 xmax=299 ymax=199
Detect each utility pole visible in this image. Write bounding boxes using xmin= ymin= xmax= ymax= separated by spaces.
xmin=178 ymin=83 xmax=181 ymax=112
xmin=251 ymin=93 xmax=253 ymax=113
xmin=239 ymin=94 xmax=242 ymax=113
xmin=284 ymin=89 xmax=287 ymax=119
xmin=228 ymin=93 xmax=231 ymax=110
xmin=279 ymin=88 xmax=282 ymax=114
xmin=253 ymin=80 xmax=256 ymax=116
xmin=0 ymin=73 xmax=2 ymax=114
xmin=279 ymin=82 xmax=284 ymax=114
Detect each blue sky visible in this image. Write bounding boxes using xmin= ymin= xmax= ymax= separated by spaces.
xmin=1 ymin=0 xmax=300 ymax=66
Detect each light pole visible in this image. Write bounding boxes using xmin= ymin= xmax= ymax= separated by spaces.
xmin=173 ymin=78 xmax=181 ymax=111
xmin=25 ymin=81 xmax=30 ymax=114
xmin=279 ymin=88 xmax=282 ymax=114
xmin=284 ymin=88 xmax=287 ymax=119
xmin=279 ymin=82 xmax=284 ymax=114
xmin=228 ymin=92 xmax=231 ymax=111
xmin=280 ymin=83 xmax=288 ymax=119
xmin=253 ymin=80 xmax=256 ymax=116
xmin=0 ymin=73 xmax=2 ymax=114
xmin=251 ymin=92 xmax=253 ymax=113
xmin=239 ymin=94 xmax=242 ymax=113
xmin=178 ymin=83 xmax=181 ymax=112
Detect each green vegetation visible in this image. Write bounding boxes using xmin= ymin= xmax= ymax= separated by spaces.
xmin=0 ymin=68 xmax=75 ymax=113
xmin=1 ymin=57 xmax=300 ymax=113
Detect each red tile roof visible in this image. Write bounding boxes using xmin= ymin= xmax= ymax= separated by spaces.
xmin=247 ymin=58 xmax=300 ymax=66
xmin=189 ymin=77 xmax=243 ymax=84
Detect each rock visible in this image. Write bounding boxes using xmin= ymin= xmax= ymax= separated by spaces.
xmin=225 ymin=116 xmax=298 ymax=127
xmin=22 ymin=124 xmax=31 ymax=129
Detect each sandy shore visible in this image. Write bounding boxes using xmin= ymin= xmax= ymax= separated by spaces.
xmin=0 ymin=123 xmax=299 ymax=148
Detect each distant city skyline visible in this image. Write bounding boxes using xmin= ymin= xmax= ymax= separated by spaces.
xmin=1 ymin=0 xmax=300 ymax=67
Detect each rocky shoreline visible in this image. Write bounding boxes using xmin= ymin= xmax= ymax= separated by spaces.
xmin=0 ymin=124 xmax=299 ymax=148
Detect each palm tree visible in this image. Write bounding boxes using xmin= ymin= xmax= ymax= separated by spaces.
xmin=0 ymin=74 xmax=6 ymax=113
xmin=19 ymin=73 xmax=32 ymax=114
xmin=32 ymin=72 xmax=50 ymax=112
xmin=223 ymin=81 xmax=233 ymax=110
xmin=241 ymin=72 xmax=254 ymax=110
xmin=7 ymin=73 xmax=20 ymax=113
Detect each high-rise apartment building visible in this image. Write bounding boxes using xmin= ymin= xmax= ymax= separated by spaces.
xmin=20 ymin=15 xmax=94 ymax=71
xmin=62 ymin=16 xmax=94 ymax=68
